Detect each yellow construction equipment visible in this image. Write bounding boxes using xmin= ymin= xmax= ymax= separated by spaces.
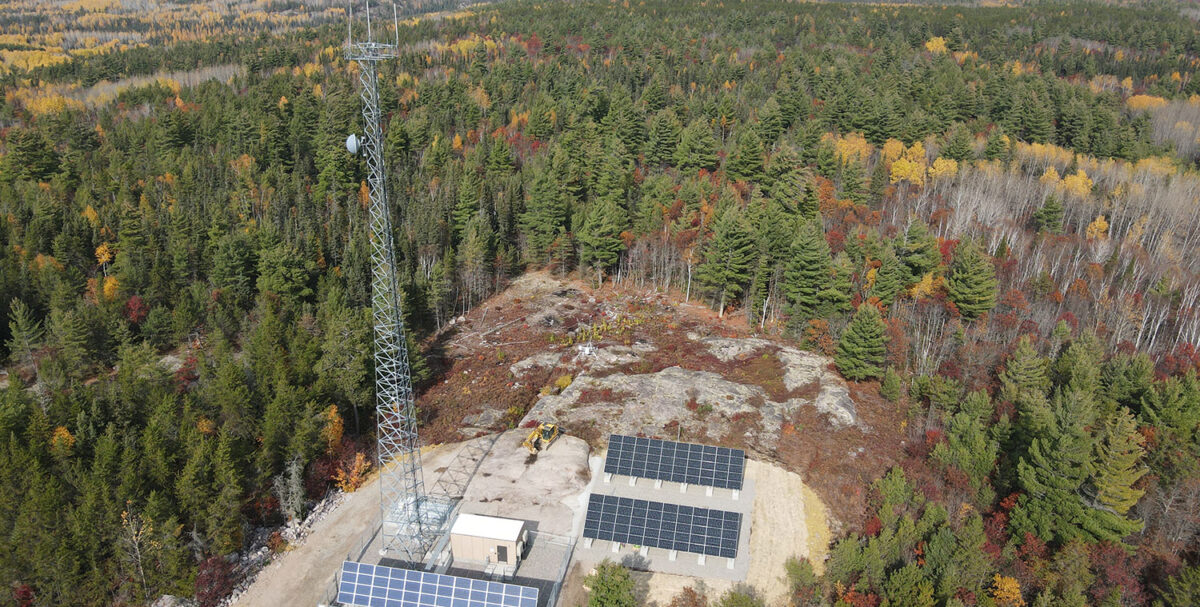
xmin=522 ymin=422 xmax=561 ymax=454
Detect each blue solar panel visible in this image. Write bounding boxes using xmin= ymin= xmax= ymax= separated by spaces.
xmin=582 ymin=494 xmax=742 ymax=558
xmin=604 ymin=435 xmax=745 ymax=490
xmin=338 ymin=561 xmax=539 ymax=607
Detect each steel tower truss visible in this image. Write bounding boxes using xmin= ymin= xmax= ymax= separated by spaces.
xmin=347 ymin=31 xmax=431 ymax=560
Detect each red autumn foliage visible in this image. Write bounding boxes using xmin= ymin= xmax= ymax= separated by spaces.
xmin=125 ymin=295 xmax=148 ymax=324
xmin=195 ymin=557 xmax=237 ymax=607
xmin=1088 ymin=542 xmax=1147 ymax=606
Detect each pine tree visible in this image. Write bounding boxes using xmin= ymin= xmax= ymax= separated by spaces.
xmin=6 ymin=298 xmax=42 ymax=371
xmin=1001 ymin=336 xmax=1054 ymax=450
xmin=207 ymin=431 xmax=244 ymax=553
xmin=840 ymin=160 xmax=867 ymax=205
xmin=942 ymin=125 xmax=975 ymax=163
xmin=1088 ymin=408 xmax=1147 ymax=516
xmin=601 ymin=90 xmax=645 ymax=151
xmin=697 ymin=205 xmax=756 ymax=316
xmin=756 ymin=97 xmax=784 ymax=144
xmin=871 ymin=246 xmax=905 ymax=308
xmin=1162 ymin=565 xmax=1200 ymax=607
xmin=726 ymin=128 xmax=765 ymax=183
xmin=815 ymin=140 xmax=838 ymax=179
xmin=770 ymin=162 xmax=809 ymax=217
xmin=1032 ymin=194 xmax=1064 ymax=234
xmin=823 ymin=254 xmax=854 ymax=318
xmin=454 ymin=160 xmax=486 ymax=240
xmin=486 ymin=138 xmax=516 ymax=178
xmin=945 ymin=240 xmax=997 ymax=319
xmin=868 ymin=157 xmax=888 ymax=206
xmin=578 ymin=198 xmax=626 ymax=283
xmin=984 ymin=128 xmax=1009 ymax=160
xmin=836 ymin=303 xmax=888 ymax=381
xmin=645 ymin=109 xmax=681 ymax=166
xmin=520 ymin=167 xmax=568 ymax=264
xmin=784 ymin=219 xmax=833 ymax=320
xmin=1010 ymin=422 xmax=1093 ymax=544
xmin=901 ymin=220 xmax=941 ymax=285
xmin=880 ymin=367 xmax=903 ymax=402
xmin=674 ymin=118 xmax=719 ymax=172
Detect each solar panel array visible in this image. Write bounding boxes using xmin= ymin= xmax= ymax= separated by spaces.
xmin=604 ymin=434 xmax=745 ymax=490
xmin=338 ymin=561 xmax=539 ymax=607
xmin=583 ymin=494 xmax=741 ymax=558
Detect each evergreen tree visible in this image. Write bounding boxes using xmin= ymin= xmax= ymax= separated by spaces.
xmin=823 ymin=254 xmax=854 ymax=318
xmin=207 ymin=430 xmax=244 ymax=554
xmin=601 ymin=90 xmax=645 ymax=151
xmin=645 ymin=109 xmax=682 ymax=166
xmin=868 ymin=157 xmax=888 ymax=206
xmin=1162 ymin=565 xmax=1200 ymax=607
xmin=674 ymin=118 xmax=719 ymax=172
xmin=697 ymin=205 xmax=755 ymax=316
xmin=520 ymin=167 xmax=568 ymax=264
xmin=880 ymin=367 xmax=903 ymax=402
xmin=815 ymin=140 xmax=838 ymax=179
xmin=784 ymin=219 xmax=833 ymax=320
xmin=836 ymin=303 xmax=888 ymax=381
xmin=983 ymin=127 xmax=1009 ymax=161
xmin=756 ymin=97 xmax=785 ymax=144
xmin=453 ymin=158 xmax=486 ymax=240
xmin=1088 ymin=408 xmax=1147 ymax=516
xmin=870 ymin=246 xmax=905 ymax=308
xmin=486 ymin=138 xmax=516 ymax=178
xmin=1002 ymin=336 xmax=1055 ymax=452
xmin=726 ymin=128 xmax=765 ymax=183
xmin=6 ymin=298 xmax=42 ymax=371
xmin=900 ymin=220 xmax=941 ymax=285
xmin=942 ymin=125 xmax=975 ymax=163
xmin=945 ymin=240 xmax=997 ymax=319
xmin=840 ymin=159 xmax=867 ymax=205
xmin=1032 ymin=194 xmax=1064 ymax=234
xmin=578 ymin=198 xmax=626 ymax=282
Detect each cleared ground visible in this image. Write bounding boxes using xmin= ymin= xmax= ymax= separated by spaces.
xmin=232 ymin=442 xmax=464 ymax=607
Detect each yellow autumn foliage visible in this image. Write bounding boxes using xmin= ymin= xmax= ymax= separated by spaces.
xmin=1133 ymin=156 xmax=1176 ymax=178
xmin=882 ymin=139 xmax=906 ymax=164
xmin=1039 ymin=166 xmax=1060 ymax=185
xmin=1086 ymin=215 xmax=1109 ymax=240
xmin=928 ymin=156 xmax=958 ymax=181
xmin=1060 ymin=169 xmax=1093 ymax=198
xmin=924 ymin=36 xmax=948 ymax=54
xmin=102 ymin=275 xmax=119 ymax=300
xmin=890 ymin=157 xmax=925 ymax=186
xmin=95 ymin=242 xmax=113 ymax=266
xmin=81 ymin=205 xmax=99 ymax=227
xmin=1127 ymin=94 xmax=1168 ymax=112
xmin=50 ymin=426 xmax=77 ymax=457
xmin=832 ymin=132 xmax=873 ymax=164
xmin=904 ymin=141 xmax=927 ymax=163
xmin=991 ymin=574 xmax=1024 ymax=607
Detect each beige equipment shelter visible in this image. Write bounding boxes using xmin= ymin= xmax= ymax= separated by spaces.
xmin=449 ymin=513 xmax=528 ymax=567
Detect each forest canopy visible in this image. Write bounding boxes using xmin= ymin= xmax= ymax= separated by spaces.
xmin=1 ymin=0 xmax=1200 ymax=605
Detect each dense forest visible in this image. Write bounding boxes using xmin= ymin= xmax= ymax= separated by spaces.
xmin=2 ymin=0 xmax=1200 ymax=605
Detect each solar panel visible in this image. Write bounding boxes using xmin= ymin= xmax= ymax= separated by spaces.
xmin=337 ymin=561 xmax=539 ymax=607
xmin=603 ymin=435 xmax=745 ymax=490
xmin=582 ymin=494 xmax=742 ymax=559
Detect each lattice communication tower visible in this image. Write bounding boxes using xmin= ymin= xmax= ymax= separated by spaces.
xmin=345 ymin=1 xmax=436 ymax=561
